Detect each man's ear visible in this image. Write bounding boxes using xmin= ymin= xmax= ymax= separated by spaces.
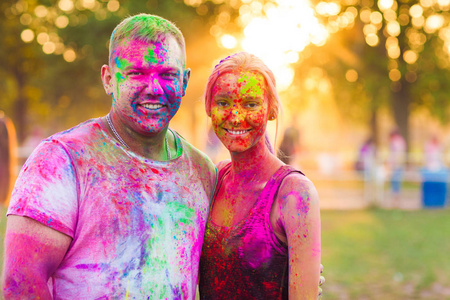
xmin=101 ymin=64 xmax=113 ymax=95
xmin=182 ymin=68 xmax=191 ymax=97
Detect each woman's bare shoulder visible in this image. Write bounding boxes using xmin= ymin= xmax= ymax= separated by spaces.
xmin=277 ymin=172 xmax=319 ymax=209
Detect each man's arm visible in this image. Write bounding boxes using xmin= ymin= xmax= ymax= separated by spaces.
xmin=2 ymin=215 xmax=72 ymax=299
xmin=277 ymin=173 xmax=321 ymax=299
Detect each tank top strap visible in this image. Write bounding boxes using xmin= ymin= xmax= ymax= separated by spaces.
xmin=259 ymin=165 xmax=305 ymax=212
xmin=208 ymin=162 xmax=232 ymax=221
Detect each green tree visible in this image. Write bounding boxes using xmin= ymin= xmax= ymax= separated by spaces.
xmin=183 ymin=0 xmax=450 ymax=150
xmin=0 ymin=0 xmax=204 ymax=143
xmin=314 ymin=0 xmax=450 ymax=149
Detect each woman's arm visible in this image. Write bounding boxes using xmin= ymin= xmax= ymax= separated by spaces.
xmin=277 ymin=173 xmax=321 ymax=299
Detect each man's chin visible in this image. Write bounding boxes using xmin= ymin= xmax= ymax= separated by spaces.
xmin=137 ymin=125 xmax=170 ymax=137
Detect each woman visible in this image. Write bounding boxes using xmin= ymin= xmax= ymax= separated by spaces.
xmin=199 ymin=52 xmax=321 ymax=299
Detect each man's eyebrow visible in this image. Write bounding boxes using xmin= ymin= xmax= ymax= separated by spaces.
xmin=160 ymin=66 xmax=181 ymax=73
xmin=122 ymin=65 xmax=142 ymax=70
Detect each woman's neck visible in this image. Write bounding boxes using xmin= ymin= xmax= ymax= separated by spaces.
xmin=228 ymin=139 xmax=282 ymax=184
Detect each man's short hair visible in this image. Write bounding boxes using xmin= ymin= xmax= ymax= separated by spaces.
xmin=109 ymin=13 xmax=186 ymax=67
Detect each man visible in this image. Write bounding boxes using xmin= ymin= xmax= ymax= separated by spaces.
xmin=2 ymin=14 xmax=216 ymax=299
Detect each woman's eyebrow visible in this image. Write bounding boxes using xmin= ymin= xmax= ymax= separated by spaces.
xmin=243 ymin=96 xmax=263 ymax=101
xmin=214 ymin=93 xmax=232 ymax=99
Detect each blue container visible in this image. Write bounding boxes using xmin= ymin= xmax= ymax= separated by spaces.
xmin=421 ymin=169 xmax=449 ymax=208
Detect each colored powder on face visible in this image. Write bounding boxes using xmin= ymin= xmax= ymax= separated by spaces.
xmin=115 ymin=72 xmax=125 ymax=83
xmin=237 ymin=73 xmax=263 ymax=98
xmin=114 ymin=56 xmax=130 ymax=71
xmin=144 ymin=46 xmax=158 ymax=65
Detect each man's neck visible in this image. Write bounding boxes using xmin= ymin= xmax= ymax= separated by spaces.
xmin=103 ymin=115 xmax=172 ymax=161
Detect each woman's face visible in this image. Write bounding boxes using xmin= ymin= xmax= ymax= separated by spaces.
xmin=210 ymin=70 xmax=270 ymax=153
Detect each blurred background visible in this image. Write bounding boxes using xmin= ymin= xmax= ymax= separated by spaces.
xmin=0 ymin=0 xmax=450 ymax=298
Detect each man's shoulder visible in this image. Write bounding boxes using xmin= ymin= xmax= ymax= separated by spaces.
xmin=176 ymin=131 xmax=215 ymax=168
xmin=48 ymin=118 xmax=102 ymax=145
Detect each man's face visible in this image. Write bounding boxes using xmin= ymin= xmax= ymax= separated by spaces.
xmin=102 ymin=37 xmax=189 ymax=136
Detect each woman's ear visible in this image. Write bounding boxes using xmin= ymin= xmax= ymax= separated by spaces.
xmin=268 ymin=110 xmax=276 ymax=120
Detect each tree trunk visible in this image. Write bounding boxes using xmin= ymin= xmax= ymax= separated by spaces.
xmin=13 ymin=69 xmax=27 ymax=144
xmin=370 ymin=107 xmax=379 ymax=150
xmin=391 ymin=79 xmax=411 ymax=152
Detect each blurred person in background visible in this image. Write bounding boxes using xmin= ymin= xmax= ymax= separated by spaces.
xmin=277 ymin=121 xmax=301 ymax=165
xmin=204 ymin=125 xmax=225 ymax=164
xmin=355 ymin=136 xmax=376 ymax=178
xmin=387 ymin=129 xmax=406 ymax=207
xmin=199 ymin=52 xmax=322 ymax=299
xmin=2 ymin=14 xmax=216 ymax=299
xmin=424 ymin=134 xmax=444 ymax=171
xmin=0 ymin=111 xmax=17 ymax=206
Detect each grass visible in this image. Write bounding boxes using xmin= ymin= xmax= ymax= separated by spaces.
xmin=1 ymin=206 xmax=449 ymax=299
xmin=321 ymin=208 xmax=450 ymax=299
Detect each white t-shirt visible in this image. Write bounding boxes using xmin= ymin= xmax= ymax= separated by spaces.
xmin=8 ymin=118 xmax=217 ymax=299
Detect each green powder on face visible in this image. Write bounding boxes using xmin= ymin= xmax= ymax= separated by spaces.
xmin=238 ymin=73 xmax=263 ymax=98
xmin=114 ymin=72 xmax=125 ymax=100
xmin=115 ymin=72 xmax=125 ymax=82
xmin=114 ymin=56 xmax=131 ymax=71
xmin=144 ymin=46 xmax=158 ymax=65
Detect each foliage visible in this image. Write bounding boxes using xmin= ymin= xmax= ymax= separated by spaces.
xmin=182 ymin=0 xmax=450 ymax=148
xmin=314 ymin=0 xmax=450 ymax=147
xmin=0 ymin=0 xmax=203 ymax=142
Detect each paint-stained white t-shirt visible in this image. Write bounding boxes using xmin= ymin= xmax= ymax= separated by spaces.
xmin=8 ymin=118 xmax=217 ymax=299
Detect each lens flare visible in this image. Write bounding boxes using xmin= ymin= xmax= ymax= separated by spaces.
xmin=239 ymin=0 xmax=330 ymax=90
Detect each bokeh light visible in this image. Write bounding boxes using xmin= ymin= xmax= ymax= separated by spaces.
xmin=410 ymin=4 xmax=423 ymax=18
xmin=58 ymin=0 xmax=74 ymax=12
xmin=20 ymin=29 xmax=35 ymax=43
xmin=34 ymin=5 xmax=48 ymax=18
xmin=403 ymin=50 xmax=418 ymax=64
xmin=378 ymin=0 xmax=394 ymax=11
xmin=37 ymin=32 xmax=49 ymax=45
xmin=42 ymin=42 xmax=56 ymax=54
xmin=220 ymin=34 xmax=237 ymax=49
xmin=235 ymin=0 xmax=331 ymax=91
xmin=55 ymin=15 xmax=69 ymax=28
xmin=345 ymin=69 xmax=359 ymax=82
xmin=107 ymin=0 xmax=120 ymax=12
xmin=424 ymin=15 xmax=445 ymax=33
xmin=389 ymin=68 xmax=401 ymax=81
xmin=63 ymin=49 xmax=76 ymax=62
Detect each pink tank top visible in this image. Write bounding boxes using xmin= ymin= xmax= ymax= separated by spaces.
xmin=199 ymin=163 xmax=304 ymax=299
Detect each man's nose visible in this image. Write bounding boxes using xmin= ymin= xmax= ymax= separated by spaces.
xmin=145 ymin=76 xmax=164 ymax=96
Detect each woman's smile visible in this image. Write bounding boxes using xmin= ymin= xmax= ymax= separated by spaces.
xmin=211 ymin=70 xmax=269 ymax=152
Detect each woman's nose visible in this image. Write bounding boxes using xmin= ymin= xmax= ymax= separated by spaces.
xmin=228 ymin=107 xmax=245 ymax=126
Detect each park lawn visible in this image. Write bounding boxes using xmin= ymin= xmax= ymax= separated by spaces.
xmin=1 ymin=206 xmax=449 ymax=299
xmin=322 ymin=208 xmax=450 ymax=299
